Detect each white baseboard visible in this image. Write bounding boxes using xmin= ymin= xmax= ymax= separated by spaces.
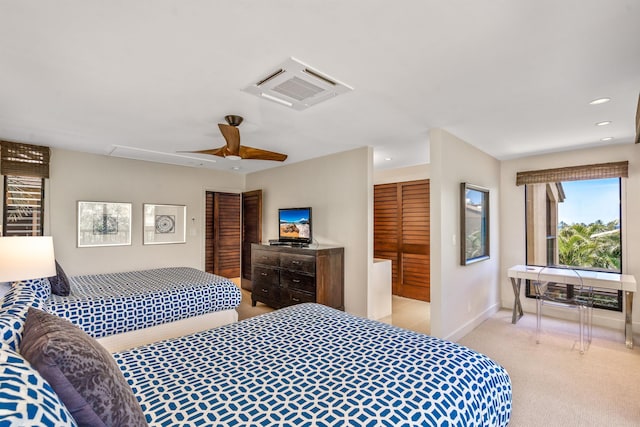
xmin=444 ymin=302 xmax=501 ymax=342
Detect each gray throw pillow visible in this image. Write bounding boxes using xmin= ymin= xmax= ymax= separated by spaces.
xmin=19 ymin=307 xmax=147 ymax=426
xmin=48 ymin=261 xmax=71 ymax=296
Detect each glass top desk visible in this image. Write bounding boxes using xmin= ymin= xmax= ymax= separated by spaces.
xmin=507 ymin=265 xmax=637 ymax=348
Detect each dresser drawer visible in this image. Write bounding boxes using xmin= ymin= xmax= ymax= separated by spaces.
xmin=280 ymin=253 xmax=315 ymax=274
xmin=253 ymin=267 xmax=283 ymax=301
xmin=289 ymin=289 xmax=316 ymax=305
xmin=252 ymin=250 xmax=280 ymax=267
xmin=253 ymin=266 xmax=279 ymax=286
xmin=254 ymin=282 xmax=287 ymax=303
xmin=281 ymin=270 xmax=315 ymax=293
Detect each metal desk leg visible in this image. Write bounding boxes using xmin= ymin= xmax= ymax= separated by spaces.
xmin=625 ymin=291 xmax=633 ymax=349
xmin=511 ymin=277 xmax=524 ymax=324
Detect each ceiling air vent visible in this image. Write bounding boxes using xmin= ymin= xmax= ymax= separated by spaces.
xmin=243 ymin=57 xmax=353 ymax=111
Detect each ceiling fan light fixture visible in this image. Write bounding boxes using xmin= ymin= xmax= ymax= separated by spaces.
xmin=224 ymin=115 xmax=243 ymax=127
xmin=225 ymin=154 xmax=242 ymax=161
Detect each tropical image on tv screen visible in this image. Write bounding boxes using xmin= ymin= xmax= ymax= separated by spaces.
xmin=280 ymin=209 xmax=310 ymax=239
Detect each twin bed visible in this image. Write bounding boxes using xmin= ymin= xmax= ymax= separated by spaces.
xmin=0 ymin=272 xmax=512 ymax=426
xmin=46 ymin=267 xmax=242 ymax=351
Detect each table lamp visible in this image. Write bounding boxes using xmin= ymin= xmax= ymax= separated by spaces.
xmin=0 ymin=236 xmax=56 ymax=283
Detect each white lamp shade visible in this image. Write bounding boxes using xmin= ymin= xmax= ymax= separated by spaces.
xmin=0 ymin=236 xmax=56 ymax=282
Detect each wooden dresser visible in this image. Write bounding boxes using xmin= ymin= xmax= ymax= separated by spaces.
xmin=251 ymin=243 xmax=344 ymax=310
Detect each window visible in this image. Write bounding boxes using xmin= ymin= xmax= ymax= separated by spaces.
xmin=1 ymin=140 xmax=50 ymax=237
xmin=524 ymin=177 xmax=622 ymax=311
xmin=517 ymin=161 xmax=627 ymax=312
xmin=3 ymin=175 xmax=44 ymax=236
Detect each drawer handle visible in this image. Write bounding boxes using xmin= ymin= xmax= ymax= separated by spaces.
xmin=292 ymin=297 xmax=300 ymax=302
xmin=261 ymin=289 xmax=268 ymax=293
xmin=292 ymin=279 xmax=300 ymax=283
xmin=292 ymin=261 xmax=300 ymax=264
xmin=261 ymin=272 xmax=268 ymax=276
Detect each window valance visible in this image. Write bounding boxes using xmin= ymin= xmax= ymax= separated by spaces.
xmin=516 ymin=161 xmax=628 ymax=186
xmin=0 ymin=140 xmax=50 ymax=179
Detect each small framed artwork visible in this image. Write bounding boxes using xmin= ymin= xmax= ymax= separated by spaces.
xmin=143 ymin=204 xmax=186 ymax=245
xmin=460 ymin=183 xmax=490 ymax=265
xmin=77 ymin=201 xmax=132 ymax=247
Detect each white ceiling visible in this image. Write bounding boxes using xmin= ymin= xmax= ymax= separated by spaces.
xmin=0 ymin=1 xmax=639 ymax=174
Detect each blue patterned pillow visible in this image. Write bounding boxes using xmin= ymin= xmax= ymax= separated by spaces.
xmin=0 ymin=346 xmax=77 ymax=426
xmin=47 ymin=261 xmax=71 ymax=297
xmin=14 ymin=278 xmax=51 ymax=301
xmin=0 ymin=284 xmax=43 ymax=351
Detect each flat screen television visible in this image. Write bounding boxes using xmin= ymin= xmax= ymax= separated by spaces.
xmin=278 ymin=207 xmax=312 ymax=245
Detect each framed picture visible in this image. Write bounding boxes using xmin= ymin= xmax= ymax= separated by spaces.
xmin=77 ymin=201 xmax=132 ymax=247
xmin=143 ymin=204 xmax=186 ymax=245
xmin=460 ymin=183 xmax=490 ymax=265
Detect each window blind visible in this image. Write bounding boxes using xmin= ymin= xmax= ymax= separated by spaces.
xmin=3 ymin=175 xmax=44 ymax=236
xmin=0 ymin=140 xmax=51 ymax=179
xmin=516 ymin=161 xmax=628 ymax=186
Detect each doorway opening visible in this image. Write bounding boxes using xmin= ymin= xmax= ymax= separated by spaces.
xmin=374 ymin=180 xmax=430 ymax=332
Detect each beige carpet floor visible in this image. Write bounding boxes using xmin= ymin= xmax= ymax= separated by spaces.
xmin=459 ymin=310 xmax=640 ymax=426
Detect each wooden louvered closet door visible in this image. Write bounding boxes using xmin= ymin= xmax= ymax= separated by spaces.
xmin=205 ymin=192 xmax=241 ymax=278
xmin=374 ymin=180 xmax=430 ymax=302
xmin=241 ymin=190 xmax=262 ymax=291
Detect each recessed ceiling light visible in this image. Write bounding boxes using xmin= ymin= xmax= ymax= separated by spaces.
xmin=384 ymin=157 xmax=392 ymax=161
xmin=601 ymin=137 xmax=614 ymax=141
xmin=595 ymin=121 xmax=612 ymax=126
xmin=589 ymin=97 xmax=611 ymax=105
xmin=231 ymin=166 xmax=241 ymax=171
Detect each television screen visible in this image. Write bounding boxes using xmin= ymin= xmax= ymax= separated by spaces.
xmin=279 ymin=207 xmax=312 ymax=244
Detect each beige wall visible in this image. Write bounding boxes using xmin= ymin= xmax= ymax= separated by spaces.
xmin=46 ymin=149 xmax=244 ymax=275
xmin=500 ymin=144 xmax=640 ymax=329
xmin=430 ymin=129 xmax=501 ymax=340
xmin=5 ymin=146 xmax=373 ymax=318
xmin=246 ymin=147 xmax=373 ymax=317
xmin=373 ymin=164 xmax=430 ymax=185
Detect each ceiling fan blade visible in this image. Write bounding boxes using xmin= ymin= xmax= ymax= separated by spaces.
xmin=218 ymin=123 xmax=241 ymax=155
xmin=239 ymin=145 xmax=288 ymax=162
xmin=177 ymin=146 xmax=227 ymax=157
xmin=179 ymin=116 xmax=287 ymax=162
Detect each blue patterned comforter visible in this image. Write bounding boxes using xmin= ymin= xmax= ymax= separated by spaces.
xmin=46 ymin=267 xmax=241 ymax=338
xmin=115 ymin=303 xmax=512 ymax=426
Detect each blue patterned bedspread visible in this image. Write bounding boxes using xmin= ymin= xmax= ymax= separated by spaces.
xmin=46 ymin=267 xmax=241 ymax=338
xmin=115 ymin=303 xmax=512 ymax=426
